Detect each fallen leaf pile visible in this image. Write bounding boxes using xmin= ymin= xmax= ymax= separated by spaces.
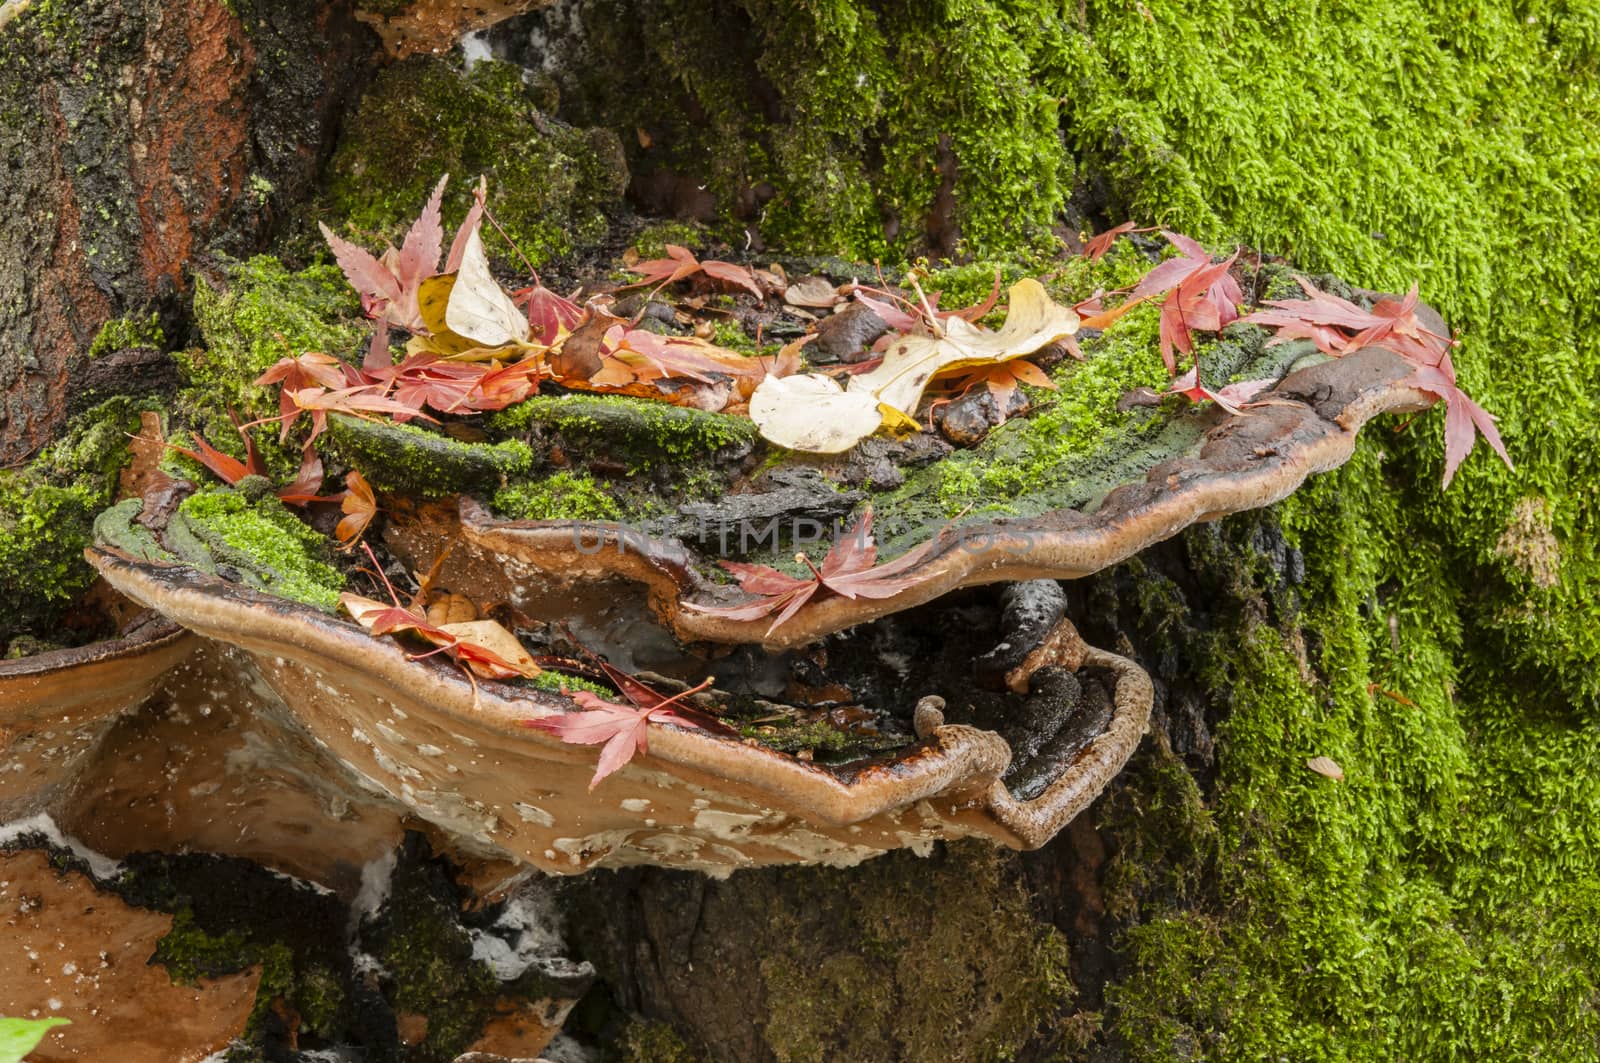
xmin=750 ymin=279 xmax=1079 ymax=452
xmin=1239 ymin=279 xmax=1508 ymax=484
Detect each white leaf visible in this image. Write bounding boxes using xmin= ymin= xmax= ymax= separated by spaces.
xmin=749 ymin=373 xmax=884 ymax=453
xmin=445 ymin=228 xmax=530 ymax=348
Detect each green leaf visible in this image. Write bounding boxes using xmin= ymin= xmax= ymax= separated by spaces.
xmin=0 ymin=1017 xmax=70 ymax=1063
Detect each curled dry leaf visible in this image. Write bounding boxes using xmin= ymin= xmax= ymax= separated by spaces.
xmin=335 ymin=469 xmax=377 ymax=549
xmin=784 ymin=275 xmax=842 ymax=308
xmin=1306 ymin=755 xmax=1345 ymax=781
xmin=1081 ymin=220 xmax=1141 ymax=262
xmin=750 ymin=279 xmax=1078 ymax=453
xmin=341 ymin=591 xmax=538 ymax=682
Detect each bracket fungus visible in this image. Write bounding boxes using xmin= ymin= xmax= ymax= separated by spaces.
xmin=0 ymin=613 xmax=191 ymax=821
xmin=80 ymin=329 xmax=1434 ymax=877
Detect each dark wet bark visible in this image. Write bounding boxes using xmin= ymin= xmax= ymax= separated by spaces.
xmin=0 ymin=0 xmax=372 ymax=463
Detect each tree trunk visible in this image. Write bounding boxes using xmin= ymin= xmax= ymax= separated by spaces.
xmin=0 ymin=0 xmax=369 ymax=463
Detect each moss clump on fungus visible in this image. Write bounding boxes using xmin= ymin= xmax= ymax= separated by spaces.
xmin=325 ymin=58 xmax=627 ymax=267
xmin=326 ymin=413 xmax=534 ymax=498
xmin=492 ymin=471 xmax=622 ymax=522
xmin=490 ymin=393 xmax=756 ymax=468
xmin=171 ymin=490 xmax=344 ymax=611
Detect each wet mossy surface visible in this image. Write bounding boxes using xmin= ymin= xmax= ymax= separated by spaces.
xmin=325 ymin=58 xmax=628 ymax=268
xmin=170 ymin=489 xmax=345 ymax=611
xmin=571 ymin=842 xmax=1072 ymax=1062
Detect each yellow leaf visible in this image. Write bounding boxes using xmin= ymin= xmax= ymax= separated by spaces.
xmin=849 ymin=279 xmax=1078 ymax=415
xmin=415 ymin=274 xmax=483 ymax=356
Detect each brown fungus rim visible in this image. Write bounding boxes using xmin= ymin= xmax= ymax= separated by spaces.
xmin=0 ymin=612 xmax=193 ymax=718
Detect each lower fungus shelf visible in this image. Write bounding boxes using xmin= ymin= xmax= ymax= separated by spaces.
xmin=80 ymin=545 xmax=1153 ymax=874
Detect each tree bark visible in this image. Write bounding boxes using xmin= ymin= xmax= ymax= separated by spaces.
xmin=0 ymin=0 xmax=370 ymax=462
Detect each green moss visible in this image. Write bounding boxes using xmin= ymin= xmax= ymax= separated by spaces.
xmin=492 ymin=471 xmax=622 ymax=522
xmin=708 ymin=319 xmax=758 ymax=355
xmin=180 ymin=255 xmax=364 ymax=479
xmin=614 ymin=1019 xmax=702 ymax=1063
xmin=524 ymin=670 xmax=612 ymax=697
xmin=185 ymin=256 xmax=362 ymax=396
xmin=756 ymin=843 xmax=1071 ymax=1061
xmin=631 ymin=220 xmax=707 ymax=260
xmin=172 ymin=490 xmax=344 ymax=611
xmin=565 ymin=1 xmax=1074 ymax=258
xmin=86 ymin=309 xmax=163 ymax=358
xmin=491 ymin=393 xmax=756 ymax=468
xmin=363 ymin=844 xmax=500 ymax=1063
xmin=326 ymin=58 xmax=626 ymax=267
xmin=0 ymin=477 xmax=100 ymax=647
xmin=0 ymin=398 xmax=159 ymax=648
xmin=35 ymin=396 xmax=160 ymax=497
xmin=327 ymin=413 xmax=534 ymax=498
xmin=733 ymin=717 xmax=909 ymax=760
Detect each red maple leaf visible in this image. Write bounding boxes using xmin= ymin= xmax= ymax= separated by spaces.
xmin=1166 ymin=366 xmax=1276 ymax=415
xmin=1081 ymin=221 xmax=1148 ymax=262
xmin=1238 ymin=277 xmax=1452 ymax=365
xmin=319 ymin=174 xmax=448 ymax=332
xmin=1079 ymin=233 xmax=1244 ymax=362
xmin=1237 ymin=277 xmax=1509 ymax=483
xmin=524 ymin=676 xmax=723 ymax=789
xmin=254 ymin=351 xmax=357 ymax=441
xmin=165 ymin=419 xmax=331 ymax=507
xmin=253 ymin=385 xmax=437 ymax=444
xmin=849 ymin=269 xmax=1002 ymax=334
xmin=624 ymin=244 xmax=764 ymax=299
xmin=684 ymin=509 xmax=941 ymax=635
xmin=513 ymin=278 xmax=587 ymax=346
xmin=1401 ymin=355 xmax=1512 ymax=487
